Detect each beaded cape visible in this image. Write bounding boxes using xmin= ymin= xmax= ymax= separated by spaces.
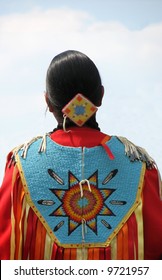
xmin=15 ymin=136 xmax=146 ymax=249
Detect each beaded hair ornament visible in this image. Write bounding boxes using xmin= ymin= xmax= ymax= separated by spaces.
xmin=62 ymin=93 xmax=98 ymax=131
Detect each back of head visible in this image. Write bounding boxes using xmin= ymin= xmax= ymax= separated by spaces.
xmin=46 ymin=50 xmax=103 ymax=129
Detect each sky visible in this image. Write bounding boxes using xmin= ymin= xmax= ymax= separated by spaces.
xmin=0 ymin=0 xmax=162 ymax=183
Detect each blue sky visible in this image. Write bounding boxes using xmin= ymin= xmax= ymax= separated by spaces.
xmin=1 ymin=0 xmax=162 ymax=30
xmin=0 ymin=0 xmax=162 ymax=182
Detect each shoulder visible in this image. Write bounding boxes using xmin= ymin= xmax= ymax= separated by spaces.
xmin=3 ymin=135 xmax=49 ymax=171
xmin=116 ymin=136 xmax=162 ymax=198
xmin=116 ymin=136 xmax=156 ymax=169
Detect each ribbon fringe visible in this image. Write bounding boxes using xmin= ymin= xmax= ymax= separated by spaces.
xmin=13 ymin=134 xmax=50 ymax=160
xmin=117 ymin=136 xmax=155 ymax=169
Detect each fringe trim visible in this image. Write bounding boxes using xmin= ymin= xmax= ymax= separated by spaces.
xmin=157 ymin=168 xmax=162 ymax=200
xmin=12 ymin=134 xmax=50 ymax=160
xmin=117 ymin=136 xmax=156 ymax=169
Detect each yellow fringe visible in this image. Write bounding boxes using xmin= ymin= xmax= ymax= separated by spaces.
xmin=10 ymin=166 xmax=18 ymax=260
xmin=44 ymin=233 xmax=53 ymax=260
xmin=77 ymin=248 xmax=88 ymax=260
xmin=110 ymin=236 xmax=117 ymax=259
xmin=134 ymin=198 xmax=144 ymax=260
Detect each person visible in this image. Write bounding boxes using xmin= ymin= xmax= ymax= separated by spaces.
xmin=0 ymin=50 xmax=162 ymax=260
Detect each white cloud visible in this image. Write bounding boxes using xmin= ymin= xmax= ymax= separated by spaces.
xmin=0 ymin=8 xmax=89 ymax=55
xmin=0 ymin=7 xmax=162 ymax=182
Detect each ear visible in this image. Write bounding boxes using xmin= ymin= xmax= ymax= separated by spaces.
xmin=44 ymin=92 xmax=53 ymax=112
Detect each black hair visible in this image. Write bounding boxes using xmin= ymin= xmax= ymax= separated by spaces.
xmin=46 ymin=50 xmax=103 ymax=130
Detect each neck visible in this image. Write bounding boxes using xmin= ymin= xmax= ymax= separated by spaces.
xmin=55 ymin=115 xmax=100 ymax=131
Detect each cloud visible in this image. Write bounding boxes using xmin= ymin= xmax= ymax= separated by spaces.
xmin=1 ymin=8 xmax=162 ymax=62
xmin=0 ymin=7 xmax=162 ymax=182
xmin=0 ymin=8 xmax=162 ymax=101
xmin=0 ymin=8 xmax=162 ymax=77
xmin=0 ymin=8 xmax=89 ymax=56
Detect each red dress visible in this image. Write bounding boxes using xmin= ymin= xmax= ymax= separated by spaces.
xmin=0 ymin=127 xmax=162 ymax=260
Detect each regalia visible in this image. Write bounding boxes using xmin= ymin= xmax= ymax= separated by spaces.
xmin=15 ymin=135 xmax=148 ymax=249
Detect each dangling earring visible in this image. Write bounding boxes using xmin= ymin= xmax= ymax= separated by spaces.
xmin=63 ymin=114 xmax=71 ymax=133
xmin=45 ymin=105 xmax=49 ymax=115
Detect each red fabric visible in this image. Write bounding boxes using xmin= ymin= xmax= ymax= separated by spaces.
xmin=127 ymin=213 xmax=137 ymax=260
xmin=105 ymin=246 xmax=111 ymax=259
xmin=50 ymin=127 xmax=109 ymax=148
xmin=143 ymin=168 xmax=162 ymax=259
xmin=0 ymin=127 xmax=162 ymax=259
xmin=0 ymin=152 xmax=13 ymax=260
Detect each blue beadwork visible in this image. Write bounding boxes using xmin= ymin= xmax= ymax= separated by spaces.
xmin=74 ymin=105 xmax=85 ymax=115
xmin=18 ymin=136 xmax=143 ymax=246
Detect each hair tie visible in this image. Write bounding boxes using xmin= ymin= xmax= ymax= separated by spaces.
xmin=62 ymin=93 xmax=97 ymax=127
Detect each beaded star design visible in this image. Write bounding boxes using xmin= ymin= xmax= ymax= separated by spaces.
xmin=49 ymin=171 xmax=115 ymax=235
